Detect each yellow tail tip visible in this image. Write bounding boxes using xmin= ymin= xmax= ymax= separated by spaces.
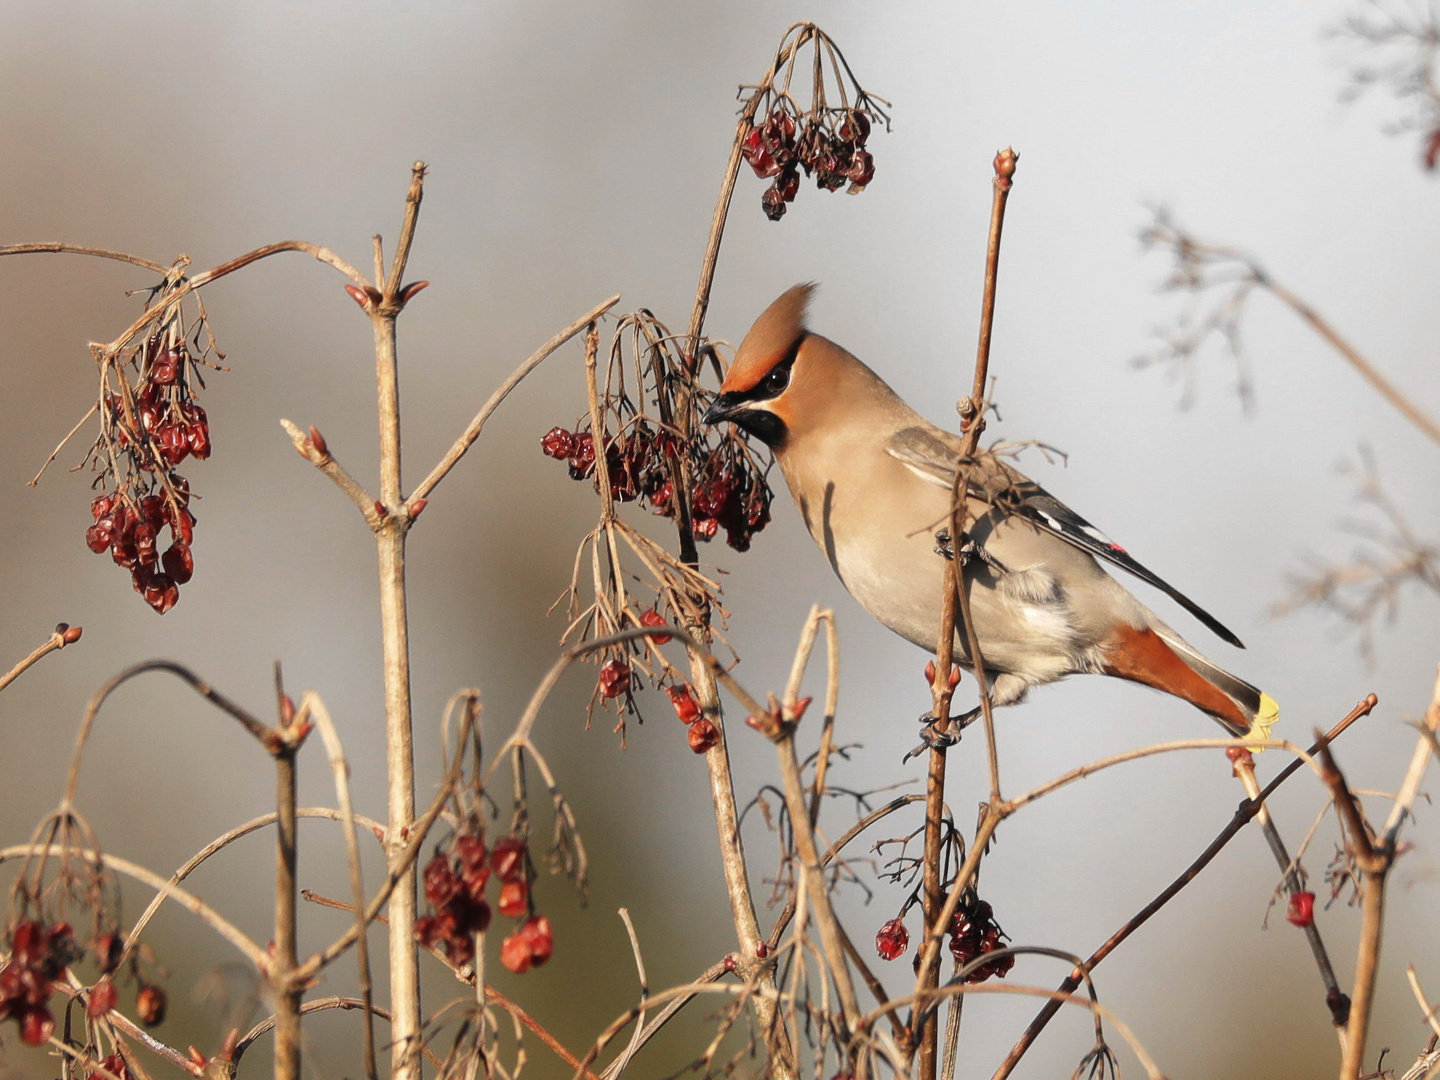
xmin=1244 ymin=692 xmax=1280 ymax=749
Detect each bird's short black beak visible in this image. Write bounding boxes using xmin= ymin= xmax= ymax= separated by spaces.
xmin=702 ymin=393 xmax=744 ymax=426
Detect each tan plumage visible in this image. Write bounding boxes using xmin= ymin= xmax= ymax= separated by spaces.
xmin=704 ymin=284 xmax=1278 ymax=737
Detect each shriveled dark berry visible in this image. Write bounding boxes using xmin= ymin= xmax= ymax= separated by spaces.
xmin=541 ymin=427 xmax=576 ymax=459
xmin=598 ymin=658 xmax=631 ymax=699
xmin=638 ymin=608 xmax=672 ymax=644
xmin=762 ymin=186 xmax=788 ymax=221
xmin=136 ymin=985 xmax=166 ymax=1026
xmin=688 ymin=718 xmax=720 ymax=753
xmin=567 ymin=432 xmax=596 ymax=480
xmin=875 ymin=918 xmax=909 ymax=961
xmin=490 ymin=837 xmax=526 ymax=883
xmin=161 ymin=542 xmax=194 ymax=585
xmin=667 ymin=684 xmax=702 ymax=724
xmin=846 ymin=150 xmax=875 ymax=189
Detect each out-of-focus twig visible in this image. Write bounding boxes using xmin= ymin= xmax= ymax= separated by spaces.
xmin=1139 ymin=208 xmax=1440 ymax=447
xmin=1274 ymin=447 xmax=1440 ymax=657
xmin=1330 ymin=1 xmax=1440 ymax=169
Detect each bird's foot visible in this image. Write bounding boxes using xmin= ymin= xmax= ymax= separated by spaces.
xmin=933 ymin=529 xmax=1008 ymax=573
xmin=903 ymin=707 xmax=982 ymax=763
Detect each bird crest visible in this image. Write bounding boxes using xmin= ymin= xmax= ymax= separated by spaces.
xmin=722 ymin=283 xmax=815 ymax=393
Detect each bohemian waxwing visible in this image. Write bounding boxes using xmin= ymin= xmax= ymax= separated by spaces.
xmin=703 ymin=284 xmax=1278 ymax=742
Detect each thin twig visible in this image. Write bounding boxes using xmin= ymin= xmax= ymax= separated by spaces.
xmin=992 ymin=695 xmax=1377 ymax=1078
xmin=0 ymin=623 xmax=81 ymax=695
xmin=0 ymin=242 xmax=168 ymax=273
xmin=410 ymin=294 xmax=623 ymax=503
xmin=279 ymin=419 xmax=380 ymax=526
xmin=0 ymin=845 xmax=267 ymax=966
xmin=65 ymin=660 xmax=276 ymax=807
xmin=1232 ymin=751 xmax=1347 ymax=1026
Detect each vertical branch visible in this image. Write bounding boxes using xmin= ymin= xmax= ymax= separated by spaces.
xmin=916 ymin=147 xmax=1018 ymax=1080
xmin=1334 ymin=667 xmax=1440 ymax=1080
xmin=272 ymin=735 xmax=302 ymax=1080
xmin=307 ymin=692 xmax=380 ymax=1080
xmin=369 ymin=161 xmax=428 ymax=1080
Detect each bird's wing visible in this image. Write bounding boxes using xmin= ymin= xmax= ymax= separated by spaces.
xmin=885 ymin=426 xmax=1245 ymax=648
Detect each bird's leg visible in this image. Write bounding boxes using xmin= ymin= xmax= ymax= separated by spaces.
xmin=903 ymin=706 xmax=982 ymax=763
xmin=933 ymin=528 xmax=1009 ymax=573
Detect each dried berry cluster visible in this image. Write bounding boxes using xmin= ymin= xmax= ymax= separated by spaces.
xmin=0 ymin=921 xmax=77 ymax=1045
xmin=85 ymin=332 xmax=213 ymax=613
xmin=947 ymin=899 xmax=1013 ymax=983
xmin=86 ymin=486 xmax=196 ymax=614
xmin=542 ymin=419 xmax=772 ymax=553
xmin=667 ymin=682 xmax=720 ymax=753
xmin=743 ymin=106 xmax=877 ymax=221
xmin=417 ymin=832 xmax=554 ymax=975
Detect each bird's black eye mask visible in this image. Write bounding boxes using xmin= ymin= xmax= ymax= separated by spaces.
xmin=700 ymin=335 xmax=804 ymax=448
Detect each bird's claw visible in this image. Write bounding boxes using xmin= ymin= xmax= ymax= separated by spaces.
xmin=933 ymin=529 xmax=1008 ymax=573
xmin=902 ymin=708 xmax=982 ymax=763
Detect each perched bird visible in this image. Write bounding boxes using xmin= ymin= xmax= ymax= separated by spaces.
xmin=703 ymin=284 xmax=1277 ymax=745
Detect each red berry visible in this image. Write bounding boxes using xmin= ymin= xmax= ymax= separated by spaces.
xmin=455 ymin=834 xmax=488 ymax=873
xmin=693 ymin=517 xmax=719 ymax=541
xmin=846 ymin=150 xmax=875 ymax=188
xmin=424 ymin=853 xmax=462 ymax=907
xmin=1286 ymin=891 xmax=1316 ymax=928
xmin=648 ymin=479 xmax=674 ymax=515
xmin=490 ymin=837 xmax=526 ymax=882
xmin=161 ymin=542 xmax=194 ymax=585
xmin=94 ymin=933 xmax=123 ymax=975
xmin=91 ymin=494 xmax=116 ymax=520
xmin=743 ymin=128 xmax=781 ymax=178
xmin=151 ymin=349 xmax=181 ymax=385
xmin=775 ymin=164 xmax=800 ymax=203
xmin=520 ymin=915 xmax=554 ymax=966
xmin=20 ymin=1004 xmax=54 ymax=1045
xmin=500 ymin=932 xmax=533 ymax=974
xmin=143 ymin=573 xmax=179 ymax=615
xmin=687 ymin=718 xmax=720 ymax=753
xmin=638 ymin=609 xmax=672 ymax=644
xmin=497 ymin=878 xmax=528 ymax=918
xmin=87 ymin=979 xmax=118 ymax=1018
xmin=134 ymin=522 xmax=159 ymax=567
xmin=187 ymin=421 xmax=211 ymax=460
xmin=136 ymin=985 xmax=166 ymax=1026
xmin=667 ymin=684 xmax=702 ymax=725
xmin=762 ymin=185 xmax=788 ymax=221
xmin=158 ymin=424 xmax=190 ymax=466
xmin=839 ymin=110 xmax=871 ymax=146
xmin=567 ymin=432 xmax=596 ymax=480
xmin=85 ymin=522 xmax=113 ymax=554
xmin=598 ymin=658 xmax=631 ymax=699
xmin=458 ymin=897 xmax=492 ymax=935
xmin=875 ymin=918 xmax=909 ymax=961
xmin=541 ymin=427 xmax=575 ymax=459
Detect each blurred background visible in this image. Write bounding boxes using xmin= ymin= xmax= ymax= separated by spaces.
xmin=2 ymin=1 xmax=1438 ymax=1077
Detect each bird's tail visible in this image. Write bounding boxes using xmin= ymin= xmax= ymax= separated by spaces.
xmin=1102 ymin=623 xmax=1278 ymax=741
xmin=1152 ymin=626 xmax=1279 ymax=742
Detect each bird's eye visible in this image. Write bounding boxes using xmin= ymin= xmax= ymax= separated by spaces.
xmin=763 ymin=364 xmax=790 ymax=394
